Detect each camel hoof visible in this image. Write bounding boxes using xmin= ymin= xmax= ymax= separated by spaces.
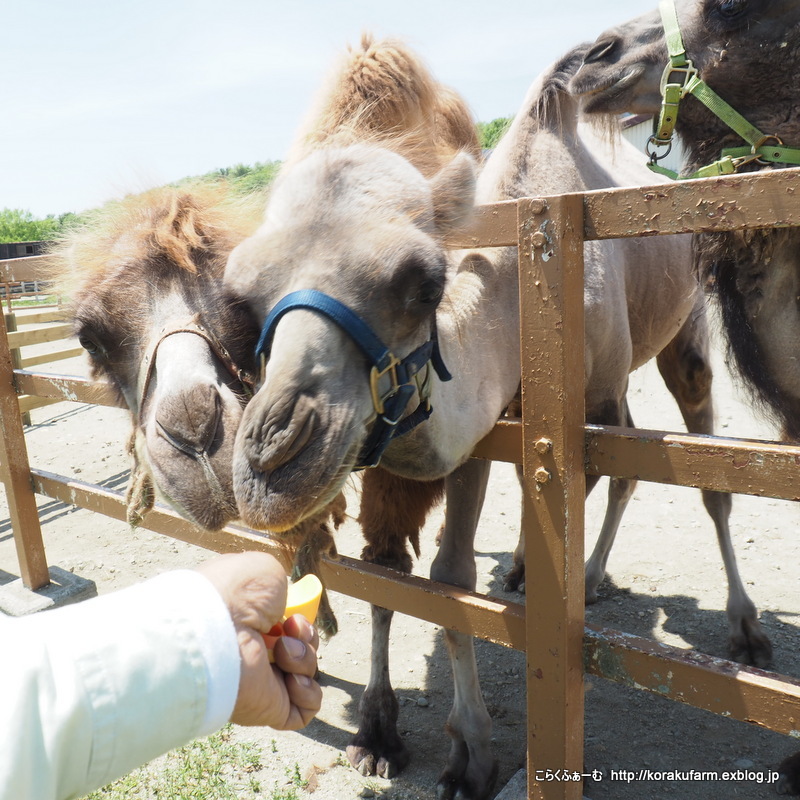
xmin=346 ymin=740 xmax=409 ymax=779
xmin=728 ymin=621 xmax=773 ymax=669
xmin=776 ymin=750 xmax=800 ymax=795
xmin=436 ymin=761 xmax=499 ymax=800
xmin=503 ymin=564 xmax=525 ymax=594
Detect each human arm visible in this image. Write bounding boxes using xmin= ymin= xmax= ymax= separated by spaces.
xmin=0 ymin=552 xmax=321 ymax=800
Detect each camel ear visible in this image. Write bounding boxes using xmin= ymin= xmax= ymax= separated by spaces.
xmin=430 ymin=152 xmax=476 ymax=233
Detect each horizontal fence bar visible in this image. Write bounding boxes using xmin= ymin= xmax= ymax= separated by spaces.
xmin=584 ymin=167 xmax=800 ymax=240
xmin=472 ymin=419 xmax=800 ymax=502
xmin=18 ymin=396 xmax=61 ymax=414
xmin=29 ymin=468 xmax=800 ymax=739
xmin=585 ymin=625 xmax=800 ymax=738
xmin=444 ymin=199 xmax=519 ymax=248
xmin=586 ymin=424 xmax=800 ymax=501
xmin=7 ymin=323 xmax=73 ymax=349
xmin=447 ymin=169 xmax=800 ymax=251
xmin=472 ymin=418 xmax=522 ymax=463
xmin=20 ymin=347 xmax=84 ymax=369
xmin=0 ymin=255 xmax=56 ymax=283
xmin=29 ymin=469 xmax=527 ymax=649
xmin=14 ymin=371 xmax=119 ymax=407
xmin=11 ymin=309 xmax=65 ymax=326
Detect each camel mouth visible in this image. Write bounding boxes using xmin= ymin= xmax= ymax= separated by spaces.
xmin=145 ymin=430 xmax=240 ymax=530
xmin=232 ymin=437 xmax=358 ymax=532
xmin=571 ymin=65 xmax=647 ymax=113
xmin=231 ymin=384 xmax=365 ymax=532
xmin=141 ymin=381 xmax=244 ymax=531
xmin=160 ymin=483 xmax=237 ymax=531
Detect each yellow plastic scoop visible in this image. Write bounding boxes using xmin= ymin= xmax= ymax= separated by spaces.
xmin=264 ymin=573 xmax=322 ymax=662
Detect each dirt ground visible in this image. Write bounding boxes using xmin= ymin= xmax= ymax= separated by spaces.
xmin=2 ymin=310 xmax=800 ymax=800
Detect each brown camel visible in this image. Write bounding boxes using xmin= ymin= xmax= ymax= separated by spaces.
xmin=569 ymin=0 xmax=800 ymax=791
xmin=570 ymin=0 xmax=800 ymax=440
xmin=51 ymin=184 xmax=345 ymax=630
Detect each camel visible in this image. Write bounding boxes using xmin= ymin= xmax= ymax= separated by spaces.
xmin=223 ymin=34 xmax=768 ymax=797
xmin=569 ymin=0 xmax=800 ymax=442
xmin=55 ymin=185 xmax=261 ymax=530
xmin=568 ymin=0 xmax=800 ymax=791
xmin=51 ymin=184 xmax=345 ymax=630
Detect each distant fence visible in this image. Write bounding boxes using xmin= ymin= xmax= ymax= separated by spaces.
xmin=0 ymin=253 xmax=78 ymax=421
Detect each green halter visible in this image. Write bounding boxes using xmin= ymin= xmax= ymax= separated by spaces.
xmin=647 ymin=0 xmax=800 ymax=179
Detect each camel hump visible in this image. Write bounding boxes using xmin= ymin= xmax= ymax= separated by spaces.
xmin=342 ymin=33 xmax=439 ymax=130
xmin=288 ymin=34 xmax=478 ymax=172
xmin=434 ymin=84 xmax=482 ymax=159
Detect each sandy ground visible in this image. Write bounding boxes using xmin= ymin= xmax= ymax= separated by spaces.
xmin=2 ymin=311 xmax=800 ymax=800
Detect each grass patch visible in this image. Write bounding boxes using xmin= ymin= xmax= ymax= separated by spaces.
xmin=83 ymin=725 xmax=265 ymax=800
xmin=10 ymin=294 xmax=58 ymax=308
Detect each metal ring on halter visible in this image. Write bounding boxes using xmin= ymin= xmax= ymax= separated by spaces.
xmin=646 ymin=135 xmax=673 ymax=163
xmin=753 ymin=134 xmax=785 ymax=165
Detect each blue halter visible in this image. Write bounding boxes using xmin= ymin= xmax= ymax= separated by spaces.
xmin=255 ymin=289 xmax=452 ymax=469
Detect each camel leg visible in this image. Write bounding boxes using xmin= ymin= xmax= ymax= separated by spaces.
xmin=583 ymin=401 xmax=638 ymax=603
xmin=777 ymin=751 xmax=800 ymax=795
xmin=502 ymin=464 xmax=527 ymax=592
xmin=657 ymin=304 xmax=773 ymax=667
xmin=432 ymin=458 xmax=498 ymax=800
xmin=504 ymin=400 xmax=637 ymax=604
xmin=347 ymin=468 xmax=444 ymax=778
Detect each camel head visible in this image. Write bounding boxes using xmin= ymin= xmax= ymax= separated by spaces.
xmin=224 ymin=144 xmax=476 ymax=531
xmin=570 ymin=0 xmax=800 ymax=164
xmin=57 ymin=186 xmax=261 ymax=530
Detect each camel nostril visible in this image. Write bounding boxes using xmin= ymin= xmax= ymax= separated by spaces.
xmin=248 ymin=397 xmax=319 ymax=473
xmin=583 ymin=37 xmax=618 ymax=64
xmin=155 ymin=384 xmax=221 ymax=454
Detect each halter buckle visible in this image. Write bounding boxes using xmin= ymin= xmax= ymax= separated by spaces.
xmin=369 ymin=355 xmax=402 ymax=416
xmin=659 ymin=59 xmax=697 ymax=99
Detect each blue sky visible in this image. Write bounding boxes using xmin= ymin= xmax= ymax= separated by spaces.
xmin=3 ymin=0 xmax=651 ymax=218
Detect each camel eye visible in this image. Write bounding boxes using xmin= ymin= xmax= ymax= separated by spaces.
xmin=78 ymin=335 xmax=101 ymax=356
xmin=417 ymin=279 xmax=444 ymax=307
xmin=717 ymin=0 xmax=747 ymax=19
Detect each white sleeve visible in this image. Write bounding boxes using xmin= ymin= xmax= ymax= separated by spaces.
xmin=0 ymin=569 xmax=240 ymax=800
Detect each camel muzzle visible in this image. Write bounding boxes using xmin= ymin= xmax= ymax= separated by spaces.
xmin=255 ymin=289 xmax=452 ymax=469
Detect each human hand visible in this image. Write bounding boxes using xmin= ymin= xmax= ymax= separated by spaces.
xmin=196 ymin=552 xmax=322 ymax=729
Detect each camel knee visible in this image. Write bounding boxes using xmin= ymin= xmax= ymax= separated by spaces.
xmin=658 ymin=342 xmax=713 ymax=410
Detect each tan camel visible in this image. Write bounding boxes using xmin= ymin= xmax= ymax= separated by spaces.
xmin=224 ymin=34 xmax=769 ymax=796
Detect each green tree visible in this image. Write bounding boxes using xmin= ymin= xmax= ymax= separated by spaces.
xmin=191 ymin=160 xmax=282 ymax=194
xmin=477 ymin=116 xmax=513 ymax=149
xmin=0 ymin=208 xmax=63 ymax=243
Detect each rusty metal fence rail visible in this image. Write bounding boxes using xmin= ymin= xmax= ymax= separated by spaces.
xmin=2 ymin=169 xmax=800 ymax=799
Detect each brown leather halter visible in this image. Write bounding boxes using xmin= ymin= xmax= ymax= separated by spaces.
xmin=136 ymin=316 xmax=256 ymax=421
